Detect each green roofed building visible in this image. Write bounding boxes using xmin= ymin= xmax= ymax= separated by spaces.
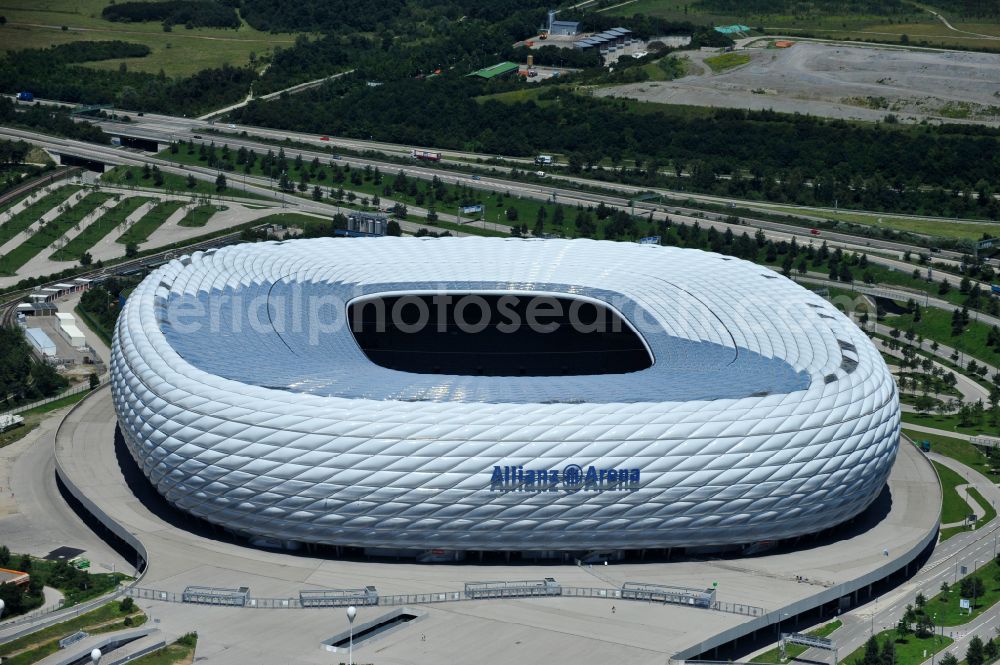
xmin=714 ymin=24 xmax=751 ymax=35
xmin=468 ymin=61 xmax=520 ymax=79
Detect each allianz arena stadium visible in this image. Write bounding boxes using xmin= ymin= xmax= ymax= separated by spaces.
xmin=110 ymin=237 xmax=899 ymax=554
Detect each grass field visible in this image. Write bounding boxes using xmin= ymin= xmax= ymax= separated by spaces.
xmin=0 ymin=186 xmax=81 ymax=248
xmin=128 ymin=633 xmax=197 ymax=665
xmin=934 ymin=460 xmax=974 ymax=524
xmin=116 ymin=200 xmax=185 ymax=245
xmin=101 ymin=165 xmax=267 ymax=200
xmin=0 ymin=387 xmax=90 ymax=450
xmin=907 ymin=431 xmax=1000 ymax=483
xmin=758 ymin=203 xmax=1000 ymax=241
xmin=0 ymin=0 xmax=305 ymax=77
xmin=177 ymin=204 xmax=220 ymax=227
xmin=926 ymin=559 xmax=1000 ymax=625
xmin=50 ymin=195 xmax=152 ymax=261
xmin=0 ymin=191 xmax=112 ymax=274
xmin=750 ymin=620 xmax=842 ymax=663
xmin=886 ymin=308 xmax=1000 ymax=372
xmin=0 ymin=600 xmax=142 ymax=664
xmin=841 ymin=629 xmax=952 ymax=665
xmin=602 ymin=0 xmax=1000 ymax=51
xmin=704 ymin=52 xmax=752 ymax=72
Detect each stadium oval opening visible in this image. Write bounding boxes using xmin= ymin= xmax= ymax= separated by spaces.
xmin=347 ymin=292 xmax=653 ymax=376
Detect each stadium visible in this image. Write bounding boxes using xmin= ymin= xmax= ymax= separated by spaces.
xmin=109 ymin=237 xmax=899 ymax=555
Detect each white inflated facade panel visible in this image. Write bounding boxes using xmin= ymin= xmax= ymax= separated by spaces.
xmin=110 ymin=237 xmax=899 ymax=551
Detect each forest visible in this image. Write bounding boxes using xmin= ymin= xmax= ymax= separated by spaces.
xmin=101 ymin=0 xmax=241 ymax=29
xmin=0 ymin=327 xmax=67 ymax=409
xmin=0 ymin=139 xmax=30 ymax=168
xmin=0 ymin=98 xmax=109 ymax=144
xmin=0 ymin=41 xmax=256 ymax=116
xmin=232 ymin=72 xmax=1000 ymax=219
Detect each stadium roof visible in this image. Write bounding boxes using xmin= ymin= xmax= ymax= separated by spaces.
xmin=112 ymin=237 xmax=900 ymax=551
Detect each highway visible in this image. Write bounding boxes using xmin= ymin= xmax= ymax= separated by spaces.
xmin=91 ymin=107 xmax=994 ymax=263
xmin=5 ymin=120 xmax=979 ymax=281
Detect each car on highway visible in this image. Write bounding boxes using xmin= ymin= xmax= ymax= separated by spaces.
xmin=320 ymin=136 xmax=330 ymax=141
xmin=471 ymin=175 xmax=481 ymax=180
xmin=810 ymin=228 xmax=821 ymax=236
xmin=193 ymin=135 xmax=202 ymax=139
xmin=332 ymin=154 xmax=342 ymax=160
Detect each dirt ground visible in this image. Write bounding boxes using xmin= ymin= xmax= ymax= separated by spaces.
xmin=594 ymin=41 xmax=1000 ymax=125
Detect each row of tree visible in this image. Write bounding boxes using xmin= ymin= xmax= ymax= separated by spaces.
xmin=102 ymin=1 xmax=240 ymax=29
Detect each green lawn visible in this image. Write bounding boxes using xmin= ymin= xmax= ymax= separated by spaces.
xmin=101 ymin=165 xmax=268 ymax=201
xmin=903 ymin=412 xmax=996 ymax=437
xmin=751 ymin=620 xmax=842 ymax=663
xmin=886 ymin=309 xmax=1000 ymax=374
xmin=0 ymin=191 xmax=112 ymax=275
xmin=942 ymin=487 xmax=998 ymax=540
xmin=934 ymin=461 xmax=974 ymax=525
xmin=0 ymin=600 xmax=136 ymax=658
xmin=841 ymin=629 xmax=952 ymax=665
xmin=0 ymin=0 xmax=303 ymax=77
xmin=927 ymin=560 xmax=1000 ymax=626
xmin=0 ymin=186 xmax=81 ymax=248
xmin=177 ymin=204 xmax=222 ymax=227
xmin=50 ymin=195 xmax=153 ymax=261
xmin=704 ymin=52 xmax=752 ymax=73
xmin=116 ymin=200 xmax=186 ymax=246
xmin=907 ymin=431 xmax=1000 ymax=483
xmin=128 ymin=633 xmax=197 ymax=665
xmin=758 ymin=204 xmax=1000 ymax=241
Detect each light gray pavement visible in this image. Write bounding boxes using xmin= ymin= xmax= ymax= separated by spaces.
xmin=40 ymin=386 xmax=940 ymax=663
xmin=10 ymin=195 xmax=123 ymax=281
xmin=594 ymin=42 xmax=1000 ymax=126
xmin=0 ymin=400 xmax=129 ymax=573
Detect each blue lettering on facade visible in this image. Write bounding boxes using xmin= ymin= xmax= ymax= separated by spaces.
xmin=489 ymin=464 xmax=641 ymax=492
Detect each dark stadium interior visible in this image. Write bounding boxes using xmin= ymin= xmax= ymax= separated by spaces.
xmin=347 ymin=293 xmax=653 ymax=376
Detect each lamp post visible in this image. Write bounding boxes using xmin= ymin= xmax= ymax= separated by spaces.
xmin=347 ymin=605 xmax=357 ymax=665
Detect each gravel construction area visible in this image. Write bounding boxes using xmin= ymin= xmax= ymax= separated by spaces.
xmin=594 ymin=41 xmax=1000 ymax=125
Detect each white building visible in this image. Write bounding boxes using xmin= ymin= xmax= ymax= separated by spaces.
xmin=25 ymin=327 xmax=57 ymax=357
xmin=111 ymin=238 xmax=899 ymax=554
xmin=55 ymin=312 xmax=86 ymax=349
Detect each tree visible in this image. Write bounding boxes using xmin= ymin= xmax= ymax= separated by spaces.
xmin=215 ymin=172 xmax=226 ymax=192
xmin=186 ymin=173 xmax=196 ymax=189
xmin=879 ymin=637 xmax=896 ymax=665
xmin=80 ymin=251 xmax=92 ymax=266
xmin=862 ymin=637 xmax=880 ymax=665
xmin=312 ymin=185 xmax=322 ymax=201
xmin=88 ymin=373 xmax=99 ymax=389
xmin=120 ymin=596 xmax=134 ymax=613
xmin=940 ymin=653 xmax=959 ymax=665
xmin=386 ymin=220 xmax=402 ymax=237
xmin=0 ymin=546 xmax=9 ymax=566
xmin=125 ymin=242 xmax=139 ymax=258
xmin=152 ymin=165 xmax=164 ymax=187
xmin=968 ymin=635 xmax=986 ymax=665
xmin=915 ymin=592 xmax=927 ymax=609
